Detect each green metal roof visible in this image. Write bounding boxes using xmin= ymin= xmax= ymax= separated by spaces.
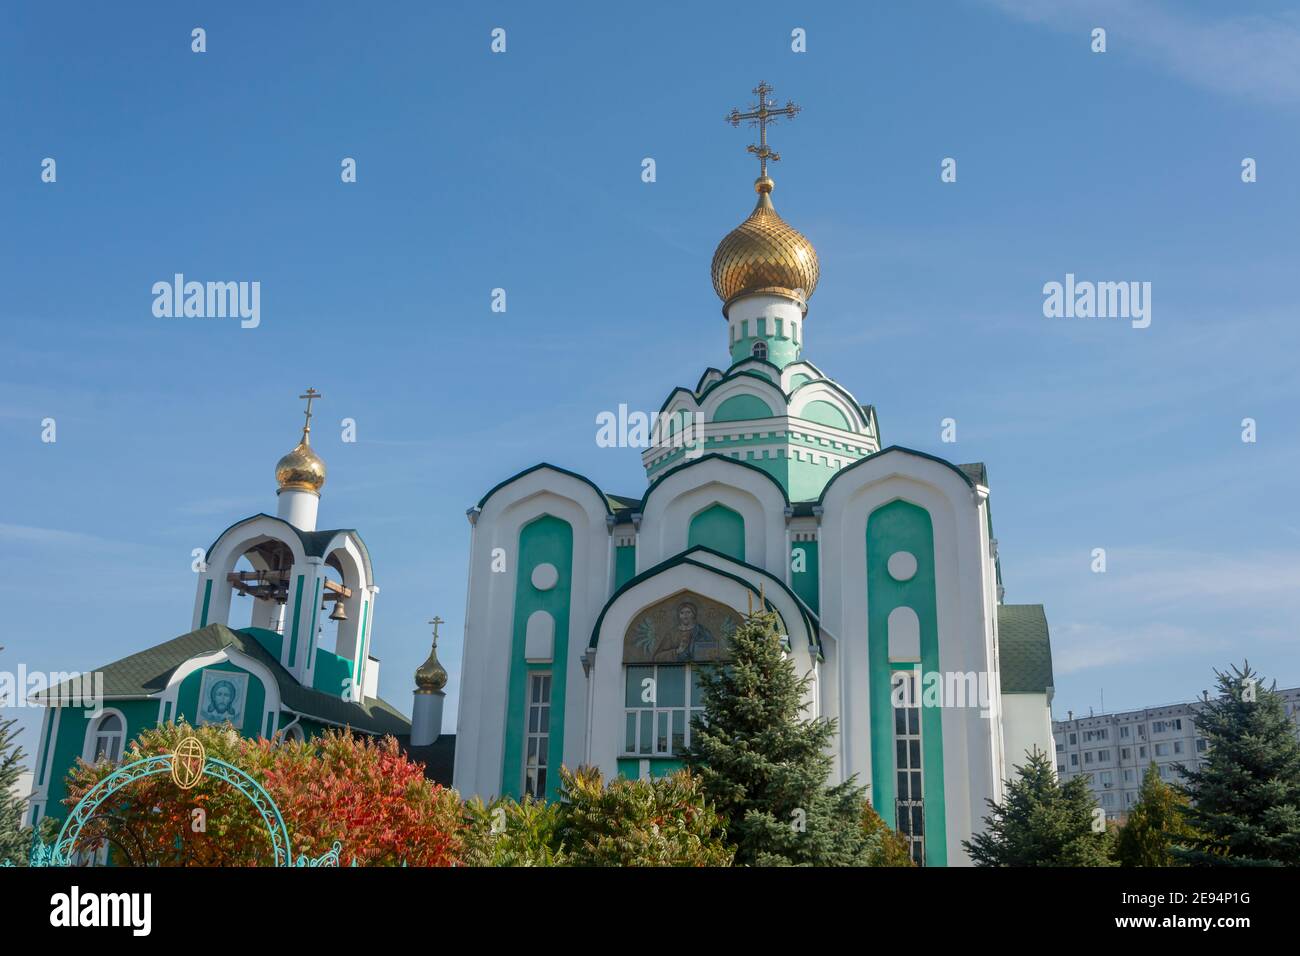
xmin=998 ymin=604 xmax=1054 ymax=694
xmin=35 ymin=623 xmax=410 ymax=736
xmin=605 ymin=493 xmax=640 ymax=513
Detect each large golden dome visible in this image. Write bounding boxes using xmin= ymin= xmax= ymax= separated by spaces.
xmin=275 ymin=434 xmax=326 ymax=495
xmin=711 ymin=177 xmax=819 ymax=312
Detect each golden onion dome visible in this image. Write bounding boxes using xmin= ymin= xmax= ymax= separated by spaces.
xmin=711 ymin=176 xmax=819 ymax=312
xmin=415 ymin=639 xmax=448 ymax=694
xmin=275 ymin=432 xmax=326 ymax=495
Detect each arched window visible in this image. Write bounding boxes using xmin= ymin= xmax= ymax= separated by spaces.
xmin=752 ymin=341 xmax=768 ymax=361
xmin=280 ymin=723 xmax=305 ymax=744
xmin=90 ymin=713 xmax=124 ymax=763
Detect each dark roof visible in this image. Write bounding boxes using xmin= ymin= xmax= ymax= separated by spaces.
xmin=606 ymin=493 xmax=640 ymax=520
xmin=206 ymin=513 xmax=363 ymax=561
xmin=998 ymin=604 xmax=1054 ymax=694
xmin=35 ymin=623 xmax=411 ymax=736
xmin=958 ymin=462 xmax=988 ymax=487
xmin=395 ymin=734 xmax=457 ymax=786
xmin=816 ymin=445 xmax=977 ymax=505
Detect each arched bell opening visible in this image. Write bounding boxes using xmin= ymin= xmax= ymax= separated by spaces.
xmin=226 ymin=537 xmax=297 ymax=633
xmin=315 ymin=542 xmax=368 ymax=696
xmin=313 ymin=557 xmax=350 ymax=655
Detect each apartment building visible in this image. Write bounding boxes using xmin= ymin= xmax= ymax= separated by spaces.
xmin=1052 ymin=686 xmax=1300 ymax=821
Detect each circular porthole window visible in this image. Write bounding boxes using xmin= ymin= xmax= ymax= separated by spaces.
xmin=531 ymin=562 xmax=559 ymax=591
xmin=887 ymin=551 xmax=918 ymax=582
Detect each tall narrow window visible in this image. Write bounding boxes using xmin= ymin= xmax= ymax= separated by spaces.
xmin=891 ymin=671 xmax=925 ymax=866
xmin=752 ymin=341 xmax=767 ymax=361
xmin=523 ymin=672 xmax=551 ymax=798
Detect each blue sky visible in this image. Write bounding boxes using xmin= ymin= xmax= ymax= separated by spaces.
xmin=2 ymin=0 xmax=1298 ymax=760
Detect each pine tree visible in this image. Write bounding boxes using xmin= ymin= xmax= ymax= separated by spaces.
xmin=0 ymin=648 xmax=35 ymax=865
xmin=683 ymin=602 xmax=872 ymax=866
xmin=553 ymin=766 xmax=733 ymax=866
xmin=1174 ymin=663 xmax=1300 ymax=866
xmin=861 ymin=799 xmax=916 ymax=867
xmin=1115 ymin=762 xmax=1193 ymax=866
xmin=963 ymin=748 xmax=1115 ymax=866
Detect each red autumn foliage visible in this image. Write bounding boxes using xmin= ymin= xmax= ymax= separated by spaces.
xmin=63 ymin=723 xmax=462 ymax=866
xmin=260 ymin=731 xmax=461 ymax=866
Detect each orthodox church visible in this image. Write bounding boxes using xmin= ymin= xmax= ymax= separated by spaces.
xmin=24 ymin=392 xmax=454 ymax=830
xmin=452 ymin=84 xmax=1055 ymax=866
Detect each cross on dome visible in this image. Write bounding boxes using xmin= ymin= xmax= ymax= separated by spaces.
xmin=726 ymin=80 xmax=801 ymax=181
xmin=298 ymin=387 xmax=321 ymax=438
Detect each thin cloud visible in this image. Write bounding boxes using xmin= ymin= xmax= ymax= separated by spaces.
xmin=982 ymin=0 xmax=1300 ymax=106
xmin=1052 ymin=619 xmax=1213 ymax=675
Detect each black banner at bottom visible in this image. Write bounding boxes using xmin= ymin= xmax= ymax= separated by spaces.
xmin=0 ymin=865 xmax=1281 ymax=942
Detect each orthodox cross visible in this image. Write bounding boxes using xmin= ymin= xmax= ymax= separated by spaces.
xmin=299 ymin=387 xmax=321 ymax=437
xmin=726 ymin=81 xmax=801 ymax=178
xmin=428 ymin=616 xmax=444 ymax=647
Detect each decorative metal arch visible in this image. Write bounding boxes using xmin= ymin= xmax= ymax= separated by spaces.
xmin=3 ymin=742 xmax=342 ymax=868
xmin=49 ymin=753 xmax=293 ymax=866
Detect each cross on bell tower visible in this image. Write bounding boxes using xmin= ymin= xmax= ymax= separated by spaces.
xmin=726 ymin=81 xmax=802 ymax=179
xmin=298 ymin=387 xmax=321 ymax=440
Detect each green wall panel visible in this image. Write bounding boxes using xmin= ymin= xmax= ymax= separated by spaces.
xmin=311 ymin=647 xmax=354 ymax=697
xmin=615 ymin=544 xmax=636 ymax=590
xmin=615 ymin=757 xmax=686 ymax=780
xmin=501 ymin=514 xmax=574 ymax=801
xmin=713 ymin=393 xmax=774 ymax=422
xmin=801 ymin=399 xmax=851 ymax=430
xmin=687 ymin=503 xmax=745 ymax=561
xmin=790 ymin=540 xmax=820 ymax=614
xmin=866 ymin=499 xmax=947 ymax=866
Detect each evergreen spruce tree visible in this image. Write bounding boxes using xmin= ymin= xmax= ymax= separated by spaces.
xmin=683 ymin=601 xmax=872 ymax=866
xmin=963 ymin=748 xmax=1115 ymax=866
xmin=0 ymin=648 xmax=34 ymax=865
xmin=1115 ymin=762 xmax=1193 ymax=866
xmin=1174 ymin=663 xmax=1300 ymax=866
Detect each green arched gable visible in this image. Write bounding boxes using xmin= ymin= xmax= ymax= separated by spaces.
xmin=713 ymin=394 xmax=774 ymax=423
xmin=801 ymin=399 xmax=851 ymax=430
xmin=687 ymin=504 xmax=745 ymax=562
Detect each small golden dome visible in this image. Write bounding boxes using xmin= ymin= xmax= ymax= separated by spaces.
xmin=415 ymin=640 xmax=448 ymax=694
xmin=711 ymin=177 xmax=819 ymax=312
xmin=275 ymin=434 xmax=326 ymax=495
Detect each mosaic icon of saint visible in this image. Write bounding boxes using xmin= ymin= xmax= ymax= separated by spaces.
xmin=201 ymin=677 xmax=241 ymax=725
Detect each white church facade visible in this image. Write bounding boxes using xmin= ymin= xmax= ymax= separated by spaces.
xmin=452 ymin=84 xmax=1055 ymax=866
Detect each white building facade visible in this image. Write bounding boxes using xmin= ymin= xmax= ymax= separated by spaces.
xmin=452 ymin=122 xmax=1056 ymax=866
